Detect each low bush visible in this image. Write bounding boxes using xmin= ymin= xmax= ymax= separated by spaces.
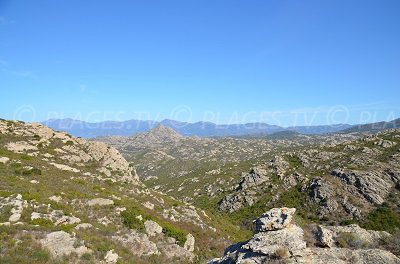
xmin=273 ymin=247 xmax=290 ymax=259
xmin=336 ymin=232 xmax=369 ymax=249
xmin=162 ymin=223 xmax=187 ymax=247
xmin=15 ymin=167 xmax=42 ymax=176
xmin=121 ymin=207 xmax=146 ymax=231
xmin=363 ymin=206 xmax=400 ymax=232
xmin=0 ymin=205 xmax=12 ymax=222
xmin=31 ymin=218 xmax=53 ymax=228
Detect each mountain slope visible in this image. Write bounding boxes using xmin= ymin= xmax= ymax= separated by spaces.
xmin=0 ymin=119 xmax=244 ymax=263
xmin=343 ymin=118 xmax=400 ymax=133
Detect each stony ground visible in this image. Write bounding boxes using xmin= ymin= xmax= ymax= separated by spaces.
xmin=0 ymin=120 xmax=245 ymax=264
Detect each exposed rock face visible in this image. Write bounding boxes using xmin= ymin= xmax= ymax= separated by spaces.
xmin=157 ymin=241 xmax=195 ymax=262
xmin=85 ymin=141 xmax=138 ymax=182
xmin=144 ymin=220 xmax=163 ymax=237
xmin=104 ymin=250 xmax=119 ymax=263
xmin=6 ymin=141 xmax=38 ymax=153
xmin=237 ymin=167 xmax=269 ymax=191
xmin=0 ymin=157 xmax=10 ymax=163
xmin=40 ymin=231 xmax=92 ymax=258
xmin=331 ymin=169 xmax=395 ymax=205
xmin=316 ymin=224 xmax=391 ymax=248
xmin=31 ymin=210 xmax=81 ymax=226
xmin=0 ymin=120 xmax=139 ymax=184
xmin=316 ymin=225 xmax=335 ymax=248
xmin=210 ymin=208 xmax=306 ymax=263
xmin=307 ymin=178 xmax=339 ymax=216
xmin=113 ymin=231 xmax=160 ymax=257
xmin=218 ymin=165 xmax=271 ymax=213
xmin=307 ymin=248 xmax=400 ymax=264
xmin=210 ymin=208 xmax=400 ymax=264
xmin=184 ymin=233 xmax=195 ymax=252
xmin=255 ymin=207 xmax=296 ymax=232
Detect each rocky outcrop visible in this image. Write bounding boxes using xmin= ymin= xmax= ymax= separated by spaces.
xmin=144 ymin=220 xmax=163 ymax=237
xmin=331 ymin=169 xmax=395 ymax=205
xmin=307 ymin=178 xmax=339 ymax=216
xmin=218 ymin=165 xmax=271 ymax=213
xmin=0 ymin=120 xmax=139 ymax=184
xmin=315 ymin=224 xmax=390 ymax=248
xmin=113 ymin=231 xmax=160 ymax=257
xmin=255 ymin=208 xmax=296 ymax=232
xmin=0 ymin=194 xmax=27 ymax=224
xmin=40 ymin=231 xmax=92 ymax=258
xmin=210 ymin=208 xmax=400 ymax=264
xmin=237 ymin=167 xmax=269 ymax=191
xmin=104 ymin=250 xmax=119 ymax=263
xmin=0 ymin=157 xmax=10 ymax=163
xmin=184 ymin=233 xmax=195 ymax=252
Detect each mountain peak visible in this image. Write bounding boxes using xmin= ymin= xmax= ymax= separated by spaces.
xmin=147 ymin=124 xmax=183 ymax=140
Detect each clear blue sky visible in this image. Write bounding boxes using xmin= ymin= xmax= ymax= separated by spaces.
xmin=1 ymin=0 xmax=399 ymax=126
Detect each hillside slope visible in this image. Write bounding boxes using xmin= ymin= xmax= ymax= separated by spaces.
xmin=0 ymin=119 xmax=243 ymax=263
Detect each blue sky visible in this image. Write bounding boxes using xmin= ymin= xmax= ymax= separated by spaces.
xmin=0 ymin=0 xmax=399 ymax=126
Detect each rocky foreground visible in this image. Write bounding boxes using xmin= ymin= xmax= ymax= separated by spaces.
xmin=210 ymin=208 xmax=400 ymax=264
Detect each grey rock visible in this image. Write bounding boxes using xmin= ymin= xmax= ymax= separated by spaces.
xmin=255 ymin=208 xmax=296 ymax=232
xmin=40 ymin=231 xmax=92 ymax=258
xmin=331 ymin=169 xmax=394 ymax=205
xmin=144 ymin=220 xmax=163 ymax=237
xmin=184 ymin=233 xmax=195 ymax=252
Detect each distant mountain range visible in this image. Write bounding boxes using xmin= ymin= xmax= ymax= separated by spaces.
xmin=342 ymin=118 xmax=400 ymax=133
xmin=42 ymin=118 xmax=355 ymax=138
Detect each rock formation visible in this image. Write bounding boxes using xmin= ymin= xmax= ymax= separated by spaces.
xmin=210 ymin=208 xmax=400 ymax=264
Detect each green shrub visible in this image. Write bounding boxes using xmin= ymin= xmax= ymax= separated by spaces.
xmin=25 ymin=168 xmax=42 ymax=176
xmin=65 ymin=140 xmax=74 ymax=146
xmin=0 ymin=205 xmax=12 ymax=222
xmin=31 ymin=218 xmax=53 ymax=228
xmin=20 ymin=155 xmax=32 ymax=161
xmin=81 ymin=253 xmax=93 ymax=262
xmin=22 ymin=192 xmax=41 ymax=201
xmin=0 ymin=190 xmax=12 ymax=198
xmin=121 ymin=208 xmax=145 ymax=231
xmin=288 ymin=155 xmax=302 ymax=168
xmin=277 ymin=185 xmax=306 ymax=209
xmin=336 ymin=232 xmax=369 ymax=249
xmin=363 ymin=206 xmax=400 ymax=232
xmin=60 ymin=224 xmax=75 ymax=232
xmin=15 ymin=167 xmax=42 ymax=176
xmin=162 ymin=223 xmax=187 ymax=247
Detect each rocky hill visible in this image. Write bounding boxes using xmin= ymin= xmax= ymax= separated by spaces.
xmin=0 ymin=119 xmax=243 ymax=263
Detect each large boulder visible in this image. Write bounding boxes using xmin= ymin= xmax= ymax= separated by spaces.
xmin=40 ymin=231 xmax=92 ymax=258
xmin=144 ymin=220 xmax=163 ymax=237
xmin=255 ymin=207 xmax=296 ymax=232
xmin=184 ymin=233 xmax=195 ymax=252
